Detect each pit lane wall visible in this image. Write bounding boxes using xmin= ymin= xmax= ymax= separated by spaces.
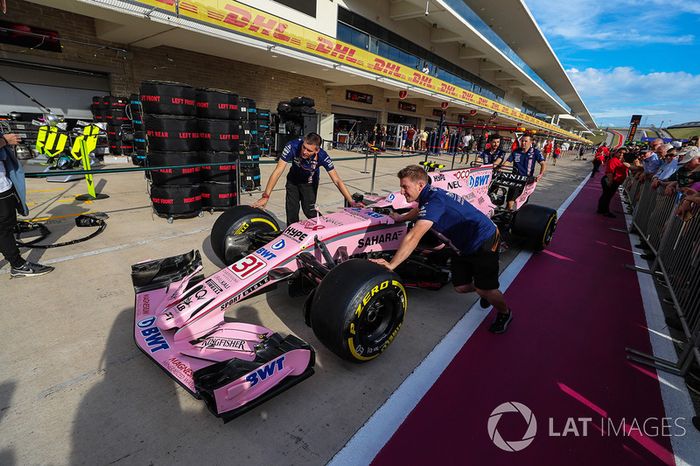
xmin=87 ymin=0 xmax=590 ymax=143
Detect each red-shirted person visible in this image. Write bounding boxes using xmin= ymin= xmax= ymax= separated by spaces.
xmin=592 ymin=143 xmax=608 ymax=177
xmin=552 ymin=145 xmax=561 ymax=166
xmin=596 ymin=147 xmax=630 ymax=217
xmin=543 ymin=141 xmax=553 ymax=160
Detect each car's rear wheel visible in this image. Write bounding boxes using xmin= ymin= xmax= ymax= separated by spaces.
xmin=310 ymin=259 xmax=407 ymax=362
xmin=511 ymin=204 xmax=557 ymax=251
xmin=210 ymin=206 xmax=280 ymax=265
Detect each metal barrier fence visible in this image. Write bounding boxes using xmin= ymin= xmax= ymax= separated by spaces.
xmin=624 ymin=177 xmax=700 ymax=376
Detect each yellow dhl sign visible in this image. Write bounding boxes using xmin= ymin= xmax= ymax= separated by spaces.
xmin=137 ymin=0 xmax=589 ymax=142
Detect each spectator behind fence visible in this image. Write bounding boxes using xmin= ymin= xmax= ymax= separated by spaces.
xmin=597 ymin=147 xmax=630 ymax=218
xmin=670 ymin=148 xmax=700 ymax=218
xmin=651 ymin=148 xmax=680 ymax=189
xmin=663 ymin=147 xmax=700 ymax=194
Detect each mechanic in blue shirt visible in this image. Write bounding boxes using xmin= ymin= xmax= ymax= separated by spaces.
xmin=494 ymin=134 xmax=547 ymax=210
xmin=253 ymin=132 xmax=357 ymax=224
xmin=371 ymin=165 xmax=513 ymax=334
xmin=479 ymin=133 xmax=504 ymax=165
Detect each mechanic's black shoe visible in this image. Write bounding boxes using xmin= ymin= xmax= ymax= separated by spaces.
xmin=479 ymin=296 xmax=490 ymax=309
xmin=489 ymin=310 xmax=513 ymax=334
xmin=640 ymin=253 xmax=655 ymax=261
xmin=634 ymin=243 xmax=647 ymax=249
xmin=10 ymin=262 xmax=54 ymax=278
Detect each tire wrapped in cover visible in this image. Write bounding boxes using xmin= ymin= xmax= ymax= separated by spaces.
xmin=150 ymin=184 xmax=202 ymax=216
xmin=290 ymin=96 xmax=314 ymax=107
xmin=256 ymin=108 xmax=271 ymax=121
xmin=147 ymin=151 xmax=201 ymax=186
xmin=145 ymin=115 xmax=200 ymax=151
xmin=240 ymin=166 xmax=261 ymax=191
xmin=239 ymin=97 xmax=256 ymax=120
xmin=200 ymin=151 xmax=237 ymax=182
xmin=196 ymin=88 xmax=241 ymax=119
xmin=201 ymin=181 xmax=237 ymax=209
xmin=140 ymin=81 xmax=196 ymax=116
xmin=198 ymin=118 xmax=240 ymax=152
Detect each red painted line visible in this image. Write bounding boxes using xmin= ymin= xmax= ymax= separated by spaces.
xmin=373 ymin=178 xmax=674 ymax=465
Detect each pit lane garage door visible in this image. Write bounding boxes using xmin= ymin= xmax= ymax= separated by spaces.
xmin=0 ymin=60 xmax=110 ymax=119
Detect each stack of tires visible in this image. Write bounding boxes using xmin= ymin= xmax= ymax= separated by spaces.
xmin=239 ymin=97 xmax=261 ymax=193
xmin=256 ymin=108 xmax=271 ymax=158
xmin=129 ymin=94 xmax=147 ymax=166
xmin=196 ymin=88 xmax=242 ymax=210
xmin=103 ymin=96 xmax=131 ymax=155
xmin=89 ymin=96 xmax=110 ymax=158
xmin=140 ymin=80 xmax=202 ymax=220
xmin=276 ymin=96 xmax=317 ymax=154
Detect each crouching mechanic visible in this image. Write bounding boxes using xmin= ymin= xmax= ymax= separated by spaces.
xmin=252 ymin=132 xmax=358 ymax=224
xmin=370 ymin=165 xmax=513 ymax=333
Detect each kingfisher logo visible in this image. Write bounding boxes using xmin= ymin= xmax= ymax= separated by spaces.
xmin=487 ymin=402 xmax=537 ymax=452
xmin=469 ymin=174 xmax=490 ymax=188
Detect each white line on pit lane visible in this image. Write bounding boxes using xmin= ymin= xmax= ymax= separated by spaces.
xmin=329 ymin=173 xmax=592 ymax=466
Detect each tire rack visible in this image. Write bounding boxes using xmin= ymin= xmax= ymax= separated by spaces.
xmin=92 ymin=95 xmax=130 ymax=156
xmin=128 ymin=94 xmax=146 ymax=166
xmin=238 ymin=97 xmax=262 ymax=195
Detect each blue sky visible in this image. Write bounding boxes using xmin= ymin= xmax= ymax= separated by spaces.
xmin=525 ymin=0 xmax=700 ymax=128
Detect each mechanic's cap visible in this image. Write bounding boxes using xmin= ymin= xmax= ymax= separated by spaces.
xmin=678 ymin=147 xmax=700 ymax=165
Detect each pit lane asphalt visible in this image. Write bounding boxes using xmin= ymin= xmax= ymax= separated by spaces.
xmin=0 ymin=150 xmax=591 ymax=465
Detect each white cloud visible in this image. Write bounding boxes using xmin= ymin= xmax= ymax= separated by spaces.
xmin=526 ymin=0 xmax=696 ymax=48
xmin=566 ymin=67 xmax=700 ymax=126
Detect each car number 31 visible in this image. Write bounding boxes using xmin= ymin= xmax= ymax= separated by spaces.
xmin=230 ymin=255 xmax=267 ymax=279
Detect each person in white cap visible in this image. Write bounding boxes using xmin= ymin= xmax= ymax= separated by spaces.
xmin=662 ymin=147 xmax=700 ymax=196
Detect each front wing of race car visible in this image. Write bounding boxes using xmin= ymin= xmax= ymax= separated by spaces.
xmin=131 ymin=250 xmax=315 ymax=422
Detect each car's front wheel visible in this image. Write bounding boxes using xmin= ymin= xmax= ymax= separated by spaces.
xmin=210 ymin=206 xmax=280 ymax=265
xmin=309 ymin=259 xmax=407 ymax=362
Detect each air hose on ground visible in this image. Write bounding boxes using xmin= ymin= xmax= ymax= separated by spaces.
xmin=14 ymin=213 xmax=108 ymax=249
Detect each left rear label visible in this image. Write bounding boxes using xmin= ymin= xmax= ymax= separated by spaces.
xmin=137 ymin=317 xmax=170 ymax=353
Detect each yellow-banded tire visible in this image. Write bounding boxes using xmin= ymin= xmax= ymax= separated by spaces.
xmin=511 ymin=204 xmax=558 ymax=251
xmin=310 ymin=259 xmax=407 ymax=363
xmin=210 ymin=206 xmax=280 ymax=265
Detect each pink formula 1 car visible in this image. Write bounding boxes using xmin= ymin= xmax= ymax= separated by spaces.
xmin=131 ymin=164 xmax=556 ymax=420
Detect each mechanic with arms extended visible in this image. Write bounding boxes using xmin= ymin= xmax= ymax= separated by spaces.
xmin=494 ymin=134 xmax=546 ymax=210
xmin=370 ymin=165 xmax=513 ymax=334
xmin=253 ymin=132 xmax=359 ymax=224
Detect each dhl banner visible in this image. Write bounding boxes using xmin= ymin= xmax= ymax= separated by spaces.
xmin=134 ymin=0 xmax=589 ymax=142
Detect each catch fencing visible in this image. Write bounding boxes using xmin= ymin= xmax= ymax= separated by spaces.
xmin=624 ymin=177 xmax=700 ymax=376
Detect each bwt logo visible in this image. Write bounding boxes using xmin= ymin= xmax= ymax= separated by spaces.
xmin=469 ymin=174 xmax=490 ymax=188
xmin=487 ymin=402 xmax=537 ymax=452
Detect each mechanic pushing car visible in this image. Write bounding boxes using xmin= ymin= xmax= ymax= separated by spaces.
xmin=494 ymin=134 xmax=546 ymax=210
xmin=370 ymin=165 xmax=513 ymax=334
xmin=252 ymin=132 xmax=359 ymax=224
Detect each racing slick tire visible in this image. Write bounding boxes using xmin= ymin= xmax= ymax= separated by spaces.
xmin=310 ymin=259 xmax=407 ymax=363
xmin=511 ymin=204 xmax=557 ymax=251
xmin=210 ymin=205 xmax=280 ymax=265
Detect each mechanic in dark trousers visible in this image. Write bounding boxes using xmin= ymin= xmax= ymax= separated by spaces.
xmin=479 ymin=133 xmax=504 ymax=164
xmin=494 ymin=134 xmax=546 ymax=210
xmin=370 ymin=165 xmax=513 ymax=334
xmin=0 ymin=132 xmax=54 ymax=277
xmin=252 ymin=132 xmax=358 ymax=224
